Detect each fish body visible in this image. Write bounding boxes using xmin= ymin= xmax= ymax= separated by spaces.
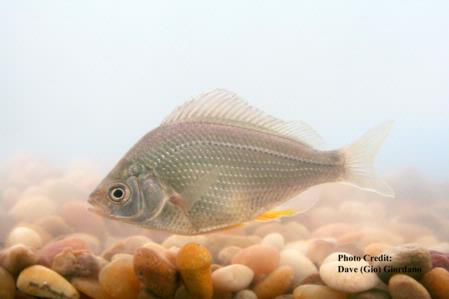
xmin=89 ymin=89 xmax=394 ymax=234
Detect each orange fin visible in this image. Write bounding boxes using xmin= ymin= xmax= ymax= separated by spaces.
xmin=256 ymin=209 xmax=296 ymax=222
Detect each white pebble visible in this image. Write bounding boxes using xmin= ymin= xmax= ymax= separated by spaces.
xmin=279 ymin=249 xmax=317 ymax=287
xmin=6 ymin=227 xmax=42 ymax=249
xmin=261 ymin=233 xmax=285 ymax=250
xmin=212 ymin=264 xmax=254 ymax=292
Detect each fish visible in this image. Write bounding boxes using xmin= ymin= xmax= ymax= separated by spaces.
xmin=88 ymin=89 xmax=394 ymax=235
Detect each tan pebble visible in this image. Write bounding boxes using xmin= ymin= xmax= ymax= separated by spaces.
xmin=212 ymin=289 xmax=233 ymax=299
xmin=0 ymin=244 xmax=38 ymax=276
xmin=253 ymin=265 xmax=294 ymax=299
xmin=6 ymin=226 xmax=43 ymax=249
xmin=176 ymin=243 xmax=213 ymax=299
xmin=174 ymin=285 xmax=194 ymax=299
xmin=232 ymin=244 xmax=280 ymax=275
xmin=71 ymin=277 xmax=113 ymax=299
xmin=212 ymin=264 xmax=254 ymax=292
xmin=298 ymin=273 xmax=324 ymax=285
xmin=281 ymin=222 xmax=310 ymax=242
xmin=205 ymin=234 xmax=261 ymax=257
xmin=0 ymin=266 xmax=15 ymax=299
xmin=305 ymin=239 xmax=336 ymax=265
xmin=34 ymin=215 xmax=73 ymax=237
xmin=420 ymin=267 xmax=449 ymax=299
xmin=363 ymin=243 xmax=391 ymax=258
xmin=274 ymin=295 xmax=294 ymax=299
xmin=293 ymin=284 xmax=347 ymax=299
xmin=312 ymin=223 xmax=354 ymax=238
xmin=69 ymin=233 xmax=101 ymax=254
xmin=9 ymin=195 xmax=56 ymax=222
xmin=101 ymin=235 xmax=151 ymax=260
xmin=261 ymin=233 xmax=285 ymax=250
xmin=133 ymin=247 xmax=177 ymax=298
xmin=16 ymin=265 xmax=79 ymax=299
xmin=217 ymin=246 xmax=241 ymax=265
xmin=51 ymin=248 xmax=99 ymax=277
xmin=99 ymin=255 xmax=140 ymax=299
xmin=233 ymin=289 xmax=257 ymax=299
xmin=38 ymin=237 xmax=89 ymax=266
xmin=162 ymin=235 xmax=208 ymax=249
xmin=211 ymin=264 xmax=222 ymax=272
xmin=284 ymin=241 xmax=309 ymax=255
xmin=351 ymin=289 xmax=392 ymax=299
xmin=136 ymin=290 xmax=159 ymax=299
xmin=280 ymin=249 xmax=317 ymax=288
xmin=388 ymin=274 xmax=430 ymax=299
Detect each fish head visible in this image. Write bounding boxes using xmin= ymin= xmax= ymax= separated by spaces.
xmin=88 ymin=160 xmax=168 ymax=222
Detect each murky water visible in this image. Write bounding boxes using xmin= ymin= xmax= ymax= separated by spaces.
xmin=0 ymin=155 xmax=448 ymax=299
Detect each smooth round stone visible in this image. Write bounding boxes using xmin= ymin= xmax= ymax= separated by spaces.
xmin=299 ymin=273 xmax=324 ymax=285
xmin=388 ymin=274 xmax=430 ymax=299
xmin=312 ymin=223 xmax=353 ymax=238
xmin=34 ymin=215 xmax=73 ymax=237
xmin=176 ymin=243 xmax=213 ymax=299
xmin=99 ymin=255 xmax=140 ymax=299
xmin=51 ymin=248 xmax=99 ymax=277
xmin=293 ymin=284 xmax=347 ymax=299
xmin=217 ymin=246 xmax=241 ymax=265
xmin=17 ymin=265 xmax=80 ymax=299
xmin=9 ymin=195 xmax=56 ymax=222
xmin=372 ymin=244 xmax=432 ymax=282
xmin=101 ymin=235 xmax=151 ymax=260
xmin=320 ymin=253 xmax=379 ymax=293
xmin=274 ymin=296 xmax=294 ymax=299
xmin=429 ymin=251 xmax=449 ymax=271
xmin=420 ymin=267 xmax=449 ymax=299
xmin=0 ymin=266 xmax=15 ymax=299
xmin=6 ymin=226 xmax=43 ymax=249
xmin=261 ymin=233 xmax=285 ymax=251
xmin=212 ymin=264 xmax=254 ymax=292
xmin=363 ymin=243 xmax=391 ymax=259
xmin=39 ymin=237 xmax=89 ymax=266
xmin=306 ymin=239 xmax=337 ymax=265
xmin=204 ymin=234 xmax=261 ymax=257
xmin=0 ymin=244 xmax=38 ymax=276
xmin=134 ymin=246 xmax=177 ymax=298
xmin=279 ymin=249 xmax=317 ymax=287
xmin=233 ymin=290 xmax=257 ymax=299
xmin=162 ymin=235 xmax=208 ymax=249
xmin=351 ymin=290 xmax=392 ymax=299
xmin=232 ymin=244 xmax=280 ymax=275
xmin=253 ymin=265 xmax=294 ymax=299
xmin=71 ymin=277 xmax=113 ymax=299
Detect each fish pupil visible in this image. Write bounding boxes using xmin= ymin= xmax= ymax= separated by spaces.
xmin=110 ymin=187 xmax=125 ymax=201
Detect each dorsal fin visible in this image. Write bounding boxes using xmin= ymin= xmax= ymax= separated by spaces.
xmin=162 ymin=89 xmax=326 ymax=149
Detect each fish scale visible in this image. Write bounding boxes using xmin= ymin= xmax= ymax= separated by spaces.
xmin=88 ymin=89 xmax=394 ymax=235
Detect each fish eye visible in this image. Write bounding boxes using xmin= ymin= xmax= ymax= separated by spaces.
xmin=108 ymin=184 xmax=129 ymax=203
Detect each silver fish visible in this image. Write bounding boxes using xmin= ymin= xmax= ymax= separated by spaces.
xmin=88 ymin=89 xmax=394 ymax=234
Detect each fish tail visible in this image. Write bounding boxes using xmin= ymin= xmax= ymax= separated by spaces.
xmin=341 ymin=121 xmax=395 ymax=198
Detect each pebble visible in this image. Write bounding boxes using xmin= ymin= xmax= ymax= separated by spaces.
xmin=298 ymin=273 xmax=324 ymax=285
xmin=312 ymin=223 xmax=353 ymax=238
xmin=232 ymin=244 xmax=280 ymax=275
xmin=212 ymin=264 xmax=254 ymax=292
xmin=261 ymin=233 xmax=285 ymax=250
xmin=51 ymin=248 xmax=99 ymax=278
xmin=34 ymin=215 xmax=73 ymax=237
xmin=279 ymin=249 xmax=317 ymax=287
xmin=372 ymin=244 xmax=432 ymax=282
xmin=217 ymin=246 xmax=241 ymax=265
xmin=0 ymin=266 xmax=15 ymax=299
xmin=38 ymin=237 xmax=89 ymax=266
xmin=71 ymin=277 xmax=113 ymax=299
xmin=102 ymin=235 xmax=151 ymax=260
xmin=233 ymin=290 xmax=258 ymax=299
xmin=16 ymin=265 xmax=80 ymax=299
xmin=351 ymin=290 xmax=392 ymax=299
xmin=133 ymin=246 xmax=177 ymax=298
xmin=9 ymin=195 xmax=57 ymax=222
xmin=253 ymin=265 xmax=294 ymax=299
xmin=176 ymin=243 xmax=213 ymax=299
xmin=274 ymin=296 xmax=294 ymax=299
xmin=388 ymin=274 xmax=430 ymax=299
xmin=0 ymin=244 xmax=38 ymax=276
xmin=205 ymin=234 xmax=261 ymax=257
xmin=99 ymin=255 xmax=140 ymax=299
xmin=284 ymin=240 xmax=309 ymax=255
xmin=6 ymin=226 xmax=43 ymax=249
xmin=306 ymin=239 xmax=336 ymax=265
xmin=363 ymin=243 xmax=391 ymax=259
xmin=429 ymin=251 xmax=449 ymax=271
xmin=420 ymin=267 xmax=449 ymax=299
xmin=293 ymin=284 xmax=347 ymax=299
xmin=320 ymin=252 xmax=379 ymax=292
xmin=162 ymin=235 xmax=208 ymax=249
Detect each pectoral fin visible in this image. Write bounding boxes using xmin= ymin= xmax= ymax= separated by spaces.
xmin=256 ymin=209 xmax=297 ymax=222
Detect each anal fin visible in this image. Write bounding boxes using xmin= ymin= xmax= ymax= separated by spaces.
xmin=256 ymin=209 xmax=296 ymax=222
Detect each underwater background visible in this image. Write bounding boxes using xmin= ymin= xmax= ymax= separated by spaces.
xmin=2 ymin=1 xmax=449 ymax=299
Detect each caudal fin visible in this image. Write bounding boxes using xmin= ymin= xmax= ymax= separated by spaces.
xmin=341 ymin=121 xmax=395 ymax=198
